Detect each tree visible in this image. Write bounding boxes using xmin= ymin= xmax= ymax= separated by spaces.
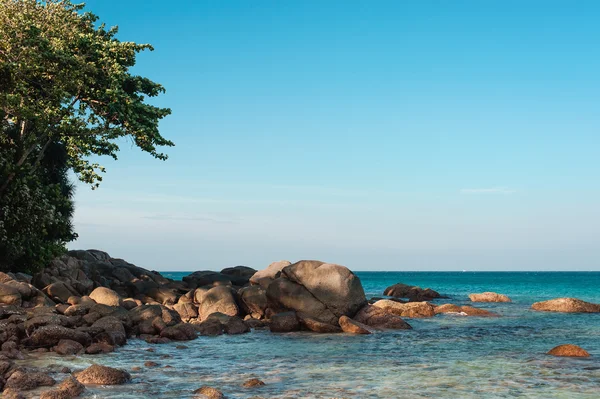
xmin=0 ymin=0 xmax=173 ymax=194
xmin=0 ymin=0 xmax=172 ymax=272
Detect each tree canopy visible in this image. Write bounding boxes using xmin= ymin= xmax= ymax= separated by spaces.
xmin=0 ymin=0 xmax=172 ymax=272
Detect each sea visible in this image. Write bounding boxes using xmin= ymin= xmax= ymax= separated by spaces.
xmin=26 ymin=272 xmax=600 ymax=398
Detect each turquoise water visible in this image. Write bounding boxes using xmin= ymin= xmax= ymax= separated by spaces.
xmin=27 ymin=272 xmax=600 ymax=398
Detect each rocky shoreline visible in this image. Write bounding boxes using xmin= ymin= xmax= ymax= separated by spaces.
xmin=0 ymin=250 xmax=598 ymax=398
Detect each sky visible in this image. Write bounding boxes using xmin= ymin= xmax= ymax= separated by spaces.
xmin=70 ymin=0 xmax=600 ymax=271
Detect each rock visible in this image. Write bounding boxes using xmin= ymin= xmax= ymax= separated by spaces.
xmin=0 ymin=284 xmax=22 ymax=306
xmin=194 ymin=318 xmax=224 ymax=336
xmin=339 ymin=315 xmax=373 ymax=334
xmin=298 ymin=316 xmax=341 ymax=333
xmin=91 ymin=316 xmax=127 ymax=346
xmin=193 ymin=386 xmax=225 ymax=399
xmin=89 ymin=287 xmax=124 ymax=307
xmin=122 ymin=298 xmax=141 ymax=310
xmin=173 ymin=302 xmax=198 ymax=322
xmin=238 ymin=285 xmax=268 ymax=319
xmin=198 ymin=286 xmax=239 ymax=320
xmin=183 ymin=271 xmax=232 ymax=288
xmin=43 ymin=282 xmax=78 ymax=304
xmin=39 ymin=376 xmax=85 ymax=399
xmin=85 ymin=342 xmax=114 ymax=354
xmin=75 ymin=364 xmax=131 ymax=385
xmin=372 ymin=300 xmax=436 ymax=318
xmin=29 ymin=326 xmax=91 ymax=347
xmin=5 ymin=370 xmax=56 ymax=391
xmin=160 ymin=323 xmax=197 ymax=341
xmin=353 ymin=305 xmax=412 ymax=330
xmin=146 ymin=287 xmax=178 ymax=305
xmin=1 ymin=388 xmax=25 ymax=399
xmin=223 ymin=316 xmax=250 ymax=335
xmin=384 ymin=283 xmax=441 ymax=302
xmin=144 ymin=361 xmax=159 ymax=367
xmin=129 ymin=305 xmax=163 ymax=324
xmin=242 ymin=378 xmax=265 ymax=388
xmin=269 ymin=312 xmax=300 ymax=333
xmin=469 ymin=292 xmax=511 ymax=303
xmin=435 ymin=304 xmax=498 ymax=317
xmin=280 ymin=260 xmax=367 ymax=319
xmin=547 ymin=344 xmax=591 ymax=357
xmin=54 ymin=339 xmax=83 ymax=355
xmin=64 ymin=304 xmax=92 ymax=317
xmin=531 ymin=298 xmax=600 ymax=313
xmin=250 ymin=260 xmax=291 ymax=288
xmin=220 ymin=265 xmax=257 ymax=286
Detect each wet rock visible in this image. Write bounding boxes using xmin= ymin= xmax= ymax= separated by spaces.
xmin=29 ymin=326 xmax=91 ymax=347
xmin=269 ymin=312 xmax=300 ymax=333
xmin=2 ymin=388 xmax=25 ymax=399
xmin=54 ymin=339 xmax=83 ymax=355
xmin=144 ymin=361 xmax=159 ymax=367
xmin=160 ymin=323 xmax=197 ymax=341
xmin=0 ymin=284 xmax=22 ymax=306
xmin=353 ymin=305 xmax=412 ymax=330
xmin=75 ymin=364 xmax=131 ymax=385
xmin=298 ymin=315 xmax=341 ymax=333
xmin=384 ymin=283 xmax=441 ymax=302
xmin=339 ymin=315 xmax=373 ymax=334
xmin=469 ymin=292 xmax=511 ymax=303
xmin=198 ymin=286 xmax=239 ymax=320
xmin=223 ymin=316 xmax=250 ymax=335
xmin=89 ymin=287 xmax=124 ymax=307
xmin=193 ymin=385 xmax=225 ymax=399
xmin=39 ymin=376 xmax=85 ymax=399
xmin=242 ymin=378 xmax=265 ymax=388
xmin=194 ymin=318 xmax=224 ymax=336
xmin=435 ymin=304 xmax=498 ymax=317
xmin=5 ymin=370 xmax=56 ymax=391
xmin=531 ymin=298 xmax=600 ymax=313
xmin=145 ymin=336 xmax=171 ymax=344
xmin=547 ymin=344 xmax=591 ymax=357
xmin=250 ymin=260 xmax=291 ymax=289
xmin=372 ymin=300 xmax=436 ymax=318
xmin=85 ymin=342 xmax=114 ymax=354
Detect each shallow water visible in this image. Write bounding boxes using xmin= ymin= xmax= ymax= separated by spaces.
xmin=25 ymin=272 xmax=600 ymax=398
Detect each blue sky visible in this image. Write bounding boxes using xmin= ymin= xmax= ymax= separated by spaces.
xmin=70 ymin=0 xmax=600 ymax=271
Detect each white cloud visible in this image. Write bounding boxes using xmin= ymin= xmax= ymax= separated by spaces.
xmin=460 ymin=187 xmax=516 ymax=195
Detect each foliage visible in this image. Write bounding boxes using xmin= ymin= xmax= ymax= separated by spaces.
xmin=0 ymin=0 xmax=172 ymax=273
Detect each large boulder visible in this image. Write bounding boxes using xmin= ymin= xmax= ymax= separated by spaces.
xmin=39 ymin=376 xmax=85 ymax=399
xmin=547 ymin=344 xmax=590 ymax=357
xmin=5 ymin=370 xmax=55 ymax=391
xmin=531 ymin=298 xmax=600 ymax=313
xmin=198 ymin=286 xmax=239 ymax=320
xmin=372 ymin=300 xmax=436 ymax=318
xmin=384 ymin=283 xmax=441 ymax=302
xmin=469 ymin=292 xmax=511 ymax=303
xmin=0 ymin=284 xmax=22 ymax=306
xmin=238 ymin=285 xmax=267 ymax=319
xmin=89 ymin=287 xmax=123 ymax=307
xmin=29 ymin=325 xmax=91 ymax=347
xmin=353 ymin=305 xmax=412 ymax=330
xmin=250 ymin=260 xmax=291 ymax=288
xmin=269 ymin=311 xmax=300 ymax=333
xmin=160 ymin=323 xmax=197 ymax=341
xmin=220 ymin=265 xmax=257 ymax=286
xmin=183 ymin=271 xmax=232 ymax=288
xmin=54 ymin=339 xmax=84 ymax=355
xmin=43 ymin=282 xmax=79 ymax=304
xmin=193 ymin=386 xmax=224 ymax=399
xmin=173 ymin=302 xmax=199 ymax=322
xmin=75 ymin=364 xmax=130 ymax=385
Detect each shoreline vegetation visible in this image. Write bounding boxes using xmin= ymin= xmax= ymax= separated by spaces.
xmin=0 ymin=249 xmax=597 ymax=398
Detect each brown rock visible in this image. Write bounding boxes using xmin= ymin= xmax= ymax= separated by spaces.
xmin=29 ymin=326 xmax=91 ymax=347
xmin=269 ymin=312 xmax=300 ymax=333
xmin=160 ymin=323 xmax=197 ymax=341
xmin=0 ymin=284 xmax=22 ymax=306
xmin=339 ymin=315 xmax=373 ymax=334
xmin=39 ymin=376 xmax=85 ymax=399
xmin=194 ymin=318 xmax=224 ymax=336
xmin=435 ymin=304 xmax=498 ymax=317
xmin=5 ymin=370 xmax=56 ymax=391
xmin=353 ymin=305 xmax=412 ymax=330
xmin=384 ymin=283 xmax=441 ymax=302
xmin=198 ymin=286 xmax=239 ymax=320
xmin=85 ymin=342 xmax=114 ymax=354
xmin=532 ymin=298 xmax=600 ymax=313
xmin=469 ymin=292 xmax=511 ymax=303
xmin=298 ymin=315 xmax=341 ymax=333
xmin=193 ymin=386 xmax=225 ymax=399
xmin=547 ymin=344 xmax=591 ymax=357
xmin=173 ymin=302 xmax=199 ymax=322
xmin=75 ymin=364 xmax=131 ymax=385
xmin=1 ymin=388 xmax=25 ymax=399
xmin=242 ymin=378 xmax=265 ymax=388
xmin=89 ymin=287 xmax=124 ymax=307
xmin=43 ymin=282 xmax=78 ymax=304
xmin=372 ymin=300 xmax=436 ymax=318
xmin=54 ymin=339 xmax=84 ymax=355
xmin=250 ymin=260 xmax=291 ymax=288
xmin=144 ymin=361 xmax=159 ymax=367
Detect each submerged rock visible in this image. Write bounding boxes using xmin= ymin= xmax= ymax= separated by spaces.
xmin=242 ymin=378 xmax=265 ymax=388
xmin=75 ymin=364 xmax=131 ymax=385
xmin=547 ymin=344 xmax=591 ymax=357
xmin=269 ymin=312 xmax=300 ymax=333
xmin=469 ymin=292 xmax=511 ymax=303
xmin=353 ymin=305 xmax=412 ymax=330
xmin=193 ymin=386 xmax=225 ymax=399
xmin=532 ymin=298 xmax=600 ymax=313
xmin=434 ymin=304 xmax=498 ymax=317
xmin=39 ymin=376 xmax=85 ymax=399
xmin=372 ymin=300 xmax=436 ymax=318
